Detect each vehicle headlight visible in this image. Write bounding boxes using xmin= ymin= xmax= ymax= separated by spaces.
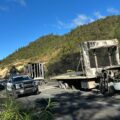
xmin=33 ymin=81 xmax=38 ymax=86
xmin=20 ymin=83 xmax=24 ymax=88
xmin=15 ymin=83 xmax=23 ymax=89
xmin=15 ymin=84 xmax=21 ymax=89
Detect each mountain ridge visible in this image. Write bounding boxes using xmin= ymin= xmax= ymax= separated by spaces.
xmin=1 ymin=15 xmax=120 ymax=77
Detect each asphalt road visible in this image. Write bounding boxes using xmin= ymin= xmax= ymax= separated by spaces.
xmin=17 ymin=82 xmax=120 ymax=120
xmin=1 ymin=82 xmax=120 ymax=120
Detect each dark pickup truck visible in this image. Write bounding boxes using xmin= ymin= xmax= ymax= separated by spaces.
xmin=6 ymin=75 xmax=39 ymax=98
xmin=0 ymin=79 xmax=6 ymax=90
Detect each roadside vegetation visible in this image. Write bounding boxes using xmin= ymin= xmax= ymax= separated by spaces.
xmin=0 ymin=95 xmax=54 ymax=120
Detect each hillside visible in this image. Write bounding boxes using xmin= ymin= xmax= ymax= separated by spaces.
xmin=1 ymin=15 xmax=120 ymax=77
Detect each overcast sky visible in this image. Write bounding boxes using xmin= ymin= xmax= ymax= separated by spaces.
xmin=0 ymin=0 xmax=120 ymax=60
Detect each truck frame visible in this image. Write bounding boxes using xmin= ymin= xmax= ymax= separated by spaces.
xmin=51 ymin=39 xmax=120 ymax=95
xmin=25 ymin=62 xmax=44 ymax=80
xmin=24 ymin=62 xmax=45 ymax=85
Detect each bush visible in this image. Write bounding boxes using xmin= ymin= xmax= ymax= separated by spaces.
xmin=0 ymin=95 xmax=54 ymax=120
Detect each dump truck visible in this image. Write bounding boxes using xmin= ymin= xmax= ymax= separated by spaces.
xmin=51 ymin=39 xmax=120 ymax=95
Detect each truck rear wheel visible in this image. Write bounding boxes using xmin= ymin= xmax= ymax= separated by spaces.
xmin=58 ymin=81 xmax=63 ymax=88
xmin=107 ymin=85 xmax=115 ymax=96
xmin=58 ymin=81 xmax=69 ymax=89
xmin=101 ymin=85 xmax=115 ymax=96
xmin=99 ymin=70 xmax=115 ymax=96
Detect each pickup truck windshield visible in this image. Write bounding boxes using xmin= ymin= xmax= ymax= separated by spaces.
xmin=13 ymin=76 xmax=31 ymax=82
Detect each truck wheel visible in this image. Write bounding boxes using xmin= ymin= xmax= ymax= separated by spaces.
xmin=102 ymin=85 xmax=115 ymax=96
xmin=99 ymin=80 xmax=107 ymax=95
xmin=61 ymin=83 xmax=66 ymax=89
xmin=107 ymin=86 xmax=115 ymax=96
xmin=58 ymin=81 xmax=63 ymax=88
xmin=58 ymin=81 xmax=68 ymax=89
xmin=12 ymin=91 xmax=18 ymax=99
xmin=99 ymin=70 xmax=115 ymax=96
xmin=34 ymin=88 xmax=40 ymax=95
xmin=64 ymin=83 xmax=69 ymax=89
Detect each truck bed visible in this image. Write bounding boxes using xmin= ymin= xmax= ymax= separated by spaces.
xmin=50 ymin=72 xmax=95 ymax=80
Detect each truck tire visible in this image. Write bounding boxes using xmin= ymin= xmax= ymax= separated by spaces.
xmin=58 ymin=81 xmax=69 ymax=89
xmin=107 ymin=86 xmax=115 ymax=96
xmin=58 ymin=81 xmax=63 ymax=88
xmin=99 ymin=70 xmax=115 ymax=96
xmin=64 ymin=83 xmax=69 ymax=89
xmin=99 ymin=71 xmax=108 ymax=95
xmin=34 ymin=88 xmax=40 ymax=95
xmin=12 ymin=91 xmax=18 ymax=99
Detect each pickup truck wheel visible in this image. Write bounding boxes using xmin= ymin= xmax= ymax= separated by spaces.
xmin=34 ymin=88 xmax=39 ymax=95
xmin=12 ymin=91 xmax=18 ymax=99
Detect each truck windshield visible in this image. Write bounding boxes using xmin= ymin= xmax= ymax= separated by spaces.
xmin=89 ymin=47 xmax=118 ymax=68
xmin=13 ymin=76 xmax=31 ymax=82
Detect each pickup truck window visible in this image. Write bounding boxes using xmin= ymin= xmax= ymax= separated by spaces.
xmin=12 ymin=76 xmax=31 ymax=82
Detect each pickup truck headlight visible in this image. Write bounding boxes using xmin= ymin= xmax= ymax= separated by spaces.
xmin=33 ymin=81 xmax=38 ymax=86
xmin=15 ymin=83 xmax=23 ymax=89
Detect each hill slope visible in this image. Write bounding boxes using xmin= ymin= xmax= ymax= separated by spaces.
xmin=1 ymin=15 xmax=120 ymax=76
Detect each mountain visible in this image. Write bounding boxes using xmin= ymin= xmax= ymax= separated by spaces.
xmin=1 ymin=15 xmax=120 ymax=77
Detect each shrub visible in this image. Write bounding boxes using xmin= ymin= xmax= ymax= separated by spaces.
xmin=0 ymin=95 xmax=54 ymax=120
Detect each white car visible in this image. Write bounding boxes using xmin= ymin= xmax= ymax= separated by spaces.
xmin=6 ymin=75 xmax=39 ymax=98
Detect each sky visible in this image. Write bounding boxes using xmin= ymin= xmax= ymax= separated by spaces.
xmin=0 ymin=0 xmax=120 ymax=60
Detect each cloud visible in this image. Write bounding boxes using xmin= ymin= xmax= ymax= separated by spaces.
xmin=72 ymin=14 xmax=95 ymax=26
xmin=0 ymin=6 xmax=9 ymax=12
xmin=107 ymin=8 xmax=119 ymax=14
xmin=54 ymin=20 xmax=74 ymax=29
xmin=12 ymin=0 xmax=27 ymax=7
xmin=54 ymin=14 xmax=96 ymax=30
xmin=6 ymin=0 xmax=27 ymax=7
xmin=53 ymin=11 xmax=107 ymax=30
xmin=94 ymin=12 xmax=105 ymax=19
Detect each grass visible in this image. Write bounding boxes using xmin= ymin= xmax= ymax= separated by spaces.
xmin=0 ymin=94 xmax=54 ymax=120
